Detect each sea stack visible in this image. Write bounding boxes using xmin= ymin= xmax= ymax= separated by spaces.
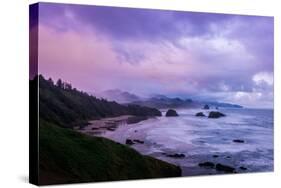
xmin=195 ymin=112 xmax=205 ymax=117
xmin=165 ymin=109 xmax=179 ymax=117
xmin=208 ymin=111 xmax=226 ymax=118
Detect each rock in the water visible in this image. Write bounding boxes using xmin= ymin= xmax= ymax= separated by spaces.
xmin=233 ymin=139 xmax=245 ymax=143
xmin=203 ymin=104 xmax=210 ymax=109
xmin=208 ymin=111 xmax=226 ymax=118
xmin=195 ymin=112 xmax=205 ymax=117
xmin=215 ymin=163 xmax=235 ymax=173
xmin=198 ymin=162 xmax=215 ymax=168
xmin=166 ymin=153 xmax=185 ymax=158
xmin=239 ymin=166 xmax=247 ymax=170
xmin=125 ymin=139 xmax=134 ymax=145
xmin=165 ymin=109 xmax=179 ymax=117
xmin=212 ymin=155 xmax=219 ymax=158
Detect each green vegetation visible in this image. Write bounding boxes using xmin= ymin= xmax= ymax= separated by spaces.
xmin=33 ymin=75 xmax=161 ymax=128
xmin=32 ymin=75 xmax=180 ymax=185
xmin=39 ymin=120 xmax=181 ymax=185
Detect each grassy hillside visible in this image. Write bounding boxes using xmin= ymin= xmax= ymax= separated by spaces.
xmin=34 ymin=75 xmax=161 ymax=128
xmin=39 ymin=120 xmax=181 ymax=185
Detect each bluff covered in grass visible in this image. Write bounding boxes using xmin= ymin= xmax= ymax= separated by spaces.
xmin=33 ymin=75 xmax=161 ymax=128
xmin=39 ymin=121 xmax=181 ymax=185
xmin=32 ymin=75 xmax=180 ymax=185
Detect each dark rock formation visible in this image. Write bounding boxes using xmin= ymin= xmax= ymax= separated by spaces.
xmin=126 ymin=139 xmax=144 ymax=145
xmin=208 ymin=111 xmax=226 ymax=118
xmin=125 ymin=139 xmax=134 ymax=145
xmin=233 ymin=139 xmax=245 ymax=143
xmin=215 ymin=163 xmax=235 ymax=173
xmin=212 ymin=155 xmax=219 ymax=158
xmin=166 ymin=153 xmax=185 ymax=158
xmin=203 ymin=104 xmax=210 ymax=109
xmin=195 ymin=112 xmax=205 ymax=117
xmin=198 ymin=162 xmax=215 ymax=168
xmin=165 ymin=109 xmax=179 ymax=117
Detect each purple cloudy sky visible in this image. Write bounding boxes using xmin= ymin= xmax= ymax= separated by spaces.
xmin=32 ymin=3 xmax=274 ymax=108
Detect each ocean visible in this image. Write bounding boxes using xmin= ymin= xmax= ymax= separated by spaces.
xmin=101 ymin=108 xmax=273 ymax=176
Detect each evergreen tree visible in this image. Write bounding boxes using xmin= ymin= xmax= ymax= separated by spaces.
xmin=56 ymin=79 xmax=63 ymax=88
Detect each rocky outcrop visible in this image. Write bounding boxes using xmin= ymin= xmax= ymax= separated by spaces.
xmin=165 ymin=153 xmax=185 ymax=158
xmin=126 ymin=139 xmax=144 ymax=145
xmin=125 ymin=139 xmax=134 ymax=145
xmin=198 ymin=162 xmax=236 ymax=173
xmin=215 ymin=163 xmax=235 ymax=173
xmin=208 ymin=111 xmax=226 ymax=118
xmin=165 ymin=109 xmax=179 ymax=117
xmin=195 ymin=112 xmax=205 ymax=117
xmin=233 ymin=139 xmax=245 ymax=143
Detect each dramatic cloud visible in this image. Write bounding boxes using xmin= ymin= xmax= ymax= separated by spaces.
xmin=36 ymin=3 xmax=274 ymax=108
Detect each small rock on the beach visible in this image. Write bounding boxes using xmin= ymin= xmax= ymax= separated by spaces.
xmin=125 ymin=139 xmax=134 ymax=145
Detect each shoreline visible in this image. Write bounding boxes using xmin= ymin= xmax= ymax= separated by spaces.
xmin=76 ymin=115 xmax=153 ymax=137
xmin=75 ymin=108 xmax=273 ymax=176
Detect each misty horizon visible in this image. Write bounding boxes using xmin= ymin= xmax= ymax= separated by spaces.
xmin=35 ymin=74 xmax=274 ymax=110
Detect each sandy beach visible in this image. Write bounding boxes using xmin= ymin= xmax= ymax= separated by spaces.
xmin=77 ymin=115 xmax=150 ymax=136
